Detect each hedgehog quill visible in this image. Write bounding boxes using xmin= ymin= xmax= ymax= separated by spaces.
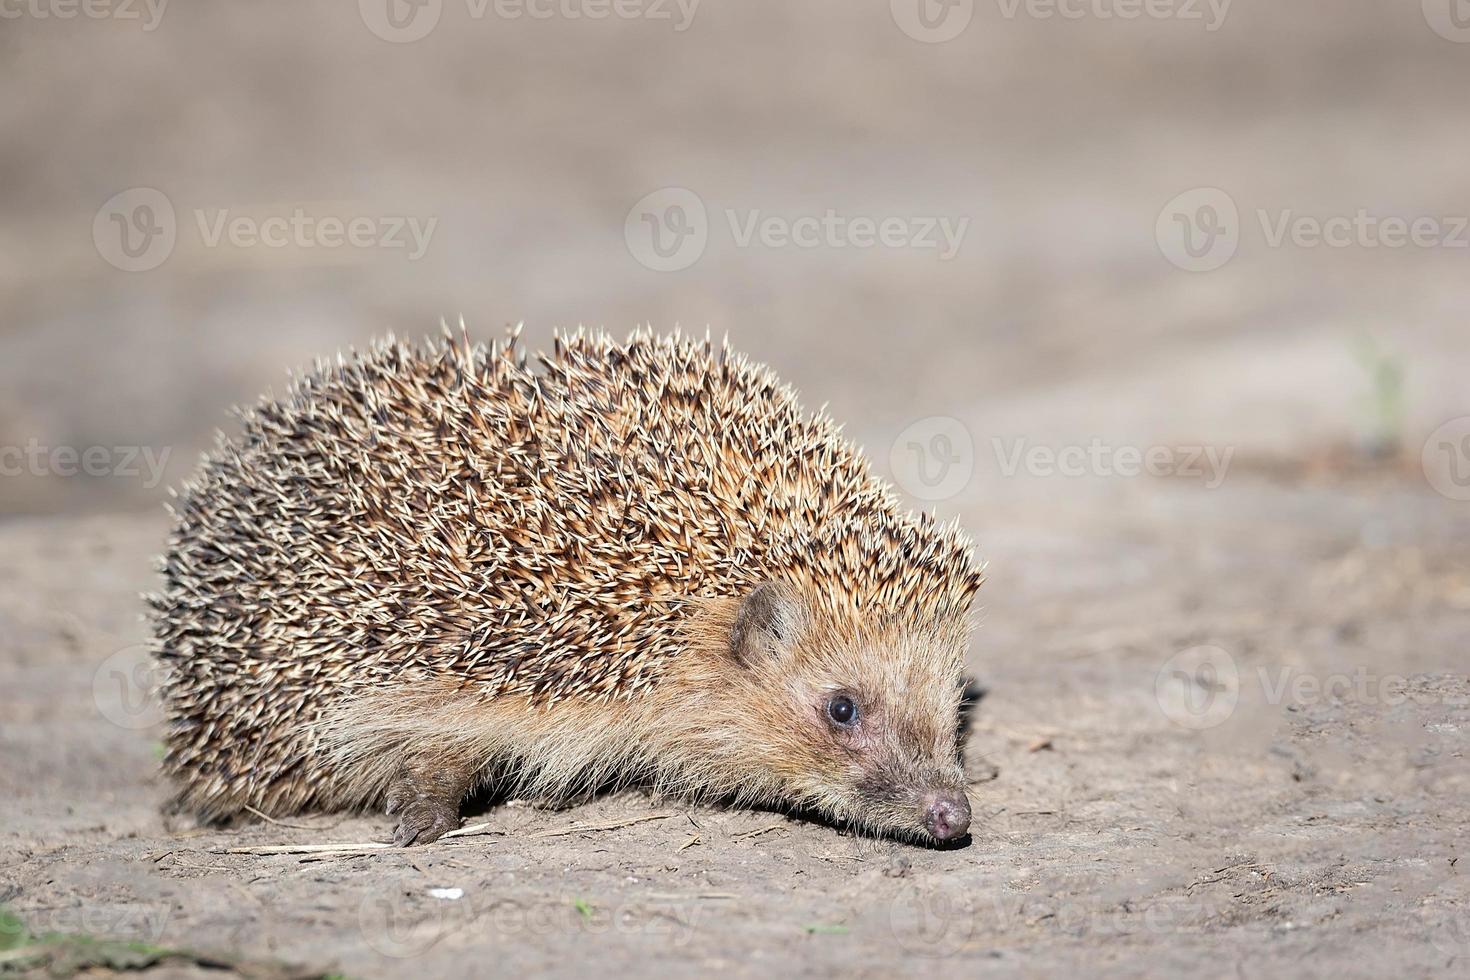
xmin=149 ymin=326 xmax=984 ymax=846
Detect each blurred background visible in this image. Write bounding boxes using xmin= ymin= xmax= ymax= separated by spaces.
xmin=2 ymin=0 xmax=1468 ymax=519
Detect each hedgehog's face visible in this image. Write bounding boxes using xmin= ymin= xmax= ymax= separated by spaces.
xmin=722 ymin=582 xmax=973 ymax=845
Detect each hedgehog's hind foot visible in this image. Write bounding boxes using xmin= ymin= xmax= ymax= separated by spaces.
xmin=385 ymin=753 xmax=479 ymax=846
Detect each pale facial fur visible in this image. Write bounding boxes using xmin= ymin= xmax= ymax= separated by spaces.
xmin=685 ymin=582 xmax=974 ymax=841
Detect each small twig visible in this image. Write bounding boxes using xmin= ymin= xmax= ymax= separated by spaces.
xmin=243 ymin=805 xmax=330 ymax=831
xmin=164 ymin=856 xmax=232 ymax=872
xmin=299 ymin=850 xmax=383 ymax=864
xmin=213 ymin=812 xmax=675 ymax=855
xmin=527 ymin=813 xmax=674 ymax=840
xmin=677 ymin=834 xmax=701 ymax=852
xmin=215 ymin=842 xmax=391 ymax=856
xmin=1187 ymin=862 xmax=1265 ymax=894
xmin=731 ymin=822 xmax=787 ymax=841
xmin=438 ymin=821 xmax=503 ymax=841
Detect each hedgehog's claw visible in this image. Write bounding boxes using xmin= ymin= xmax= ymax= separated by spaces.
xmin=391 ymin=798 xmax=461 ymax=846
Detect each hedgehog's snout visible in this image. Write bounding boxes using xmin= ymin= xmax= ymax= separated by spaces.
xmin=921 ymin=790 xmax=971 ymax=842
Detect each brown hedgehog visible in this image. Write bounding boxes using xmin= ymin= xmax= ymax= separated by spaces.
xmin=149 ymin=326 xmax=984 ymax=845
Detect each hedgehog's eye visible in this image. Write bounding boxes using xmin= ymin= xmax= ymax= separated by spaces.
xmin=826 ymin=695 xmax=859 ymax=728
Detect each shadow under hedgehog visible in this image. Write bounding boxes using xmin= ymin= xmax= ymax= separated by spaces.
xmin=149 ymin=326 xmax=984 ymax=846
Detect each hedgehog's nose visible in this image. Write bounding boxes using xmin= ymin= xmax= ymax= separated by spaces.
xmin=923 ymin=792 xmax=971 ymax=841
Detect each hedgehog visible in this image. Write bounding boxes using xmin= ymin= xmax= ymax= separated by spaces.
xmin=149 ymin=325 xmax=984 ymax=846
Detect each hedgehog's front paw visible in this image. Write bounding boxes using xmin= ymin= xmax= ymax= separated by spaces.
xmin=390 ymin=797 xmax=462 ymax=846
xmin=385 ymin=754 xmax=477 ymax=845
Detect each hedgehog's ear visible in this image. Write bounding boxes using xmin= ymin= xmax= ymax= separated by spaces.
xmin=730 ymin=581 xmax=806 ymax=667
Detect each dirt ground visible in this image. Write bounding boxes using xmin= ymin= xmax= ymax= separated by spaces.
xmin=4 ymin=475 xmax=1469 ymax=977
xmin=3 ymin=1 xmax=1470 ymax=977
